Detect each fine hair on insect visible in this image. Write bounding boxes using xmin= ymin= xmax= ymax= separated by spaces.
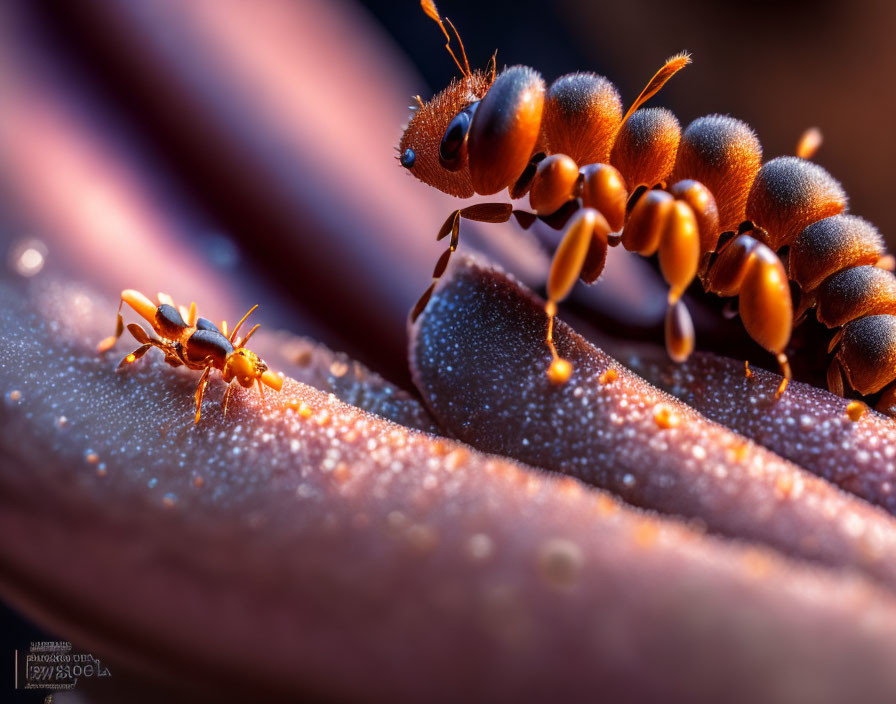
xmin=97 ymin=290 xmax=283 ymax=423
xmin=398 ymin=0 xmax=896 ymax=417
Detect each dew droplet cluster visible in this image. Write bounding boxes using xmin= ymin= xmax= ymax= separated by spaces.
xmin=624 ymin=348 xmax=896 ymax=514
xmin=5 ymin=274 xmax=896 ymax=698
xmin=410 ymin=256 xmax=896 ymax=592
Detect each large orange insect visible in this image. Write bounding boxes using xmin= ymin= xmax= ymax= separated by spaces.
xmin=399 ymin=0 xmax=896 ymax=417
xmin=97 ymin=290 xmax=283 ymax=422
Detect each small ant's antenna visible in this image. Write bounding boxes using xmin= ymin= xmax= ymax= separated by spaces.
xmin=621 ymin=52 xmax=691 ymax=127
xmin=421 ymin=0 xmax=471 ymax=76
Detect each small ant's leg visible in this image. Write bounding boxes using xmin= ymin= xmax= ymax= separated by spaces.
xmin=256 ymin=378 xmax=266 ymax=400
xmin=126 ymin=323 xmax=152 ymax=345
xmin=117 ymin=344 xmax=152 ymax=369
xmin=544 ymin=208 xmax=610 ymax=383
xmin=222 ymin=381 xmax=235 ymax=417
xmin=97 ymin=289 xmax=157 ymax=353
xmin=97 ymin=299 xmax=126 ymax=353
xmin=220 ymin=320 xmax=229 ymax=338
xmin=193 ymin=366 xmax=212 ymax=424
xmin=796 ymin=127 xmax=823 ymax=160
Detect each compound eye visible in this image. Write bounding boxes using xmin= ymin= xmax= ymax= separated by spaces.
xmin=400 ymin=148 xmax=415 ymax=169
xmin=439 ymin=101 xmax=479 ymax=171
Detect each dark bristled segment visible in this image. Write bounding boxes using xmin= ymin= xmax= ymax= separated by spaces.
xmin=8 ymin=274 xmax=896 ymax=701
xmin=409 ymin=256 xmax=896 ymax=593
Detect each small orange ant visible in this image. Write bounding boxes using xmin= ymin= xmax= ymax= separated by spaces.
xmin=98 ymin=290 xmax=283 ymax=423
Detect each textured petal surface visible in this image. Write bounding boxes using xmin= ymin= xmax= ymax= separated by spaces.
xmin=5 ymin=274 xmax=896 ymax=702
xmin=409 ymin=256 xmax=896 ymax=593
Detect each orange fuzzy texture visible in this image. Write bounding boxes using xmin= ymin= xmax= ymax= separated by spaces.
xmin=671 ymin=115 xmax=762 ymax=233
xmin=538 ymin=72 xmax=622 ymax=165
xmin=399 ymin=70 xmax=494 ymax=198
xmin=610 ymin=107 xmax=680 ymax=190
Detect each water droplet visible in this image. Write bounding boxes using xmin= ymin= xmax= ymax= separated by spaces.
xmin=5 ymin=389 xmax=22 ymax=405
xmin=8 ymin=238 xmax=47 ymax=277
xmin=774 ymin=473 xmax=794 ymax=499
xmin=652 ymin=403 xmax=680 ymax=429
xmin=621 ymin=473 xmax=636 ymax=488
xmin=598 ymin=368 xmax=618 ymax=385
xmin=845 ymin=401 xmax=866 ymax=422
xmin=329 ymin=361 xmax=348 ymax=378
xmin=162 ymin=492 xmax=177 ymax=507
xmin=84 ymin=451 xmax=99 ymax=465
xmin=55 ymin=415 xmax=68 ymax=429
xmin=536 ymin=537 xmax=583 ymax=589
xmin=147 ymin=478 xmax=158 ymax=489
xmin=547 ymin=358 xmax=572 ymax=384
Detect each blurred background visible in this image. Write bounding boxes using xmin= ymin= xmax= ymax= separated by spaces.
xmin=2 ymin=0 xmax=896 ymax=697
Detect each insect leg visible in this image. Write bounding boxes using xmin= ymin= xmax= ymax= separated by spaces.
xmin=97 ymin=289 xmax=158 ymax=353
xmin=410 ymin=204 xmax=514 ymax=322
xmin=706 ymin=234 xmax=793 ymax=397
xmin=656 ymin=201 xmax=701 ymax=362
xmin=222 ymin=381 xmax=235 ymax=417
xmin=545 ymin=208 xmax=610 ymax=383
xmin=193 ymin=366 xmax=212 ymax=424
xmin=117 ymin=344 xmax=152 ymax=369
xmin=877 ymin=382 xmax=896 ymax=418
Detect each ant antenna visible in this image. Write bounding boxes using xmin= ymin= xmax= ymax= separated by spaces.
xmin=421 ymin=0 xmax=471 ymax=76
xmin=621 ymin=52 xmax=691 ymax=127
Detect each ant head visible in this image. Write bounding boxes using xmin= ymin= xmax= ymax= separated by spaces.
xmin=398 ymin=1 xmax=496 ymax=197
xmin=398 ymin=68 xmax=494 ymax=198
xmin=223 ymin=348 xmax=268 ymax=388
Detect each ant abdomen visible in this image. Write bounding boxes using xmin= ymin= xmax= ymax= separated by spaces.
xmin=609 ymin=107 xmax=680 ymax=192
xmin=670 ymin=115 xmax=762 ymax=233
xmin=790 ymin=215 xmax=886 ymax=295
xmin=830 ymin=315 xmax=896 ymax=397
xmin=745 ymin=156 xmax=847 ymax=250
xmin=815 ymin=266 xmax=896 ymax=328
xmin=539 ymin=72 xmax=622 ymax=166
